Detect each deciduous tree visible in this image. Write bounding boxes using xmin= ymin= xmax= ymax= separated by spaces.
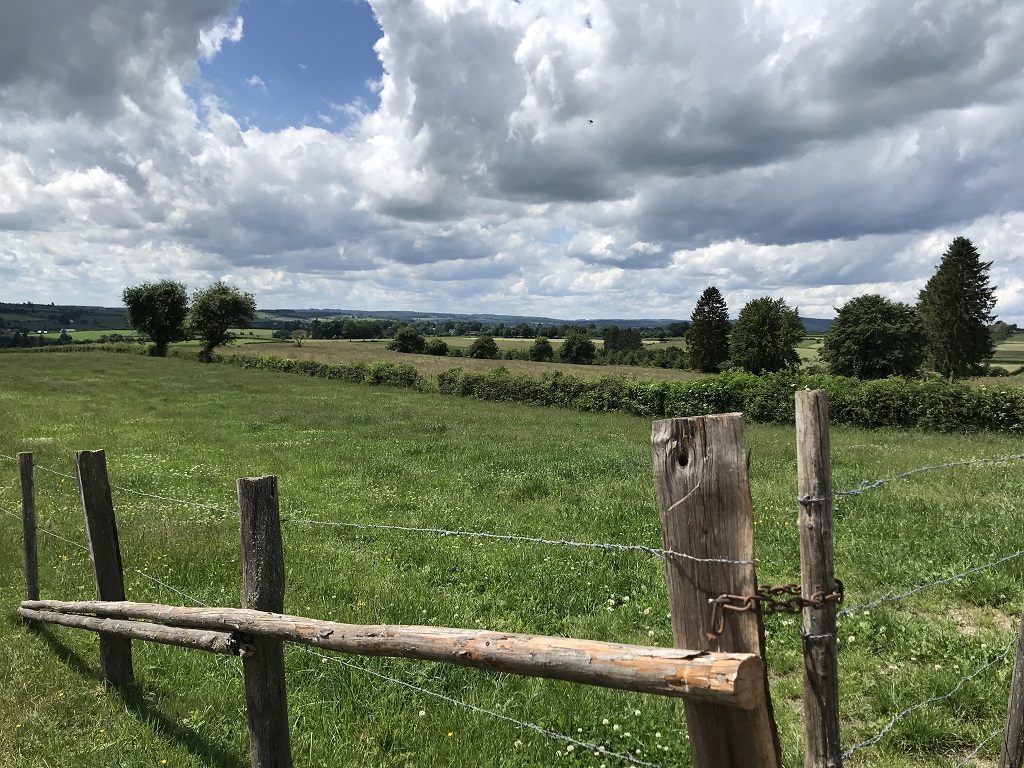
xmin=820 ymin=294 xmax=923 ymax=378
xmin=728 ymin=297 xmax=803 ymax=373
xmin=917 ymin=237 xmax=997 ymax=379
xmin=558 ymin=331 xmax=596 ymax=364
xmin=468 ymin=334 xmax=500 ymax=359
xmin=529 ymin=336 xmax=554 ymax=362
xmin=685 ymin=287 xmax=731 ymax=373
xmin=122 ymin=280 xmax=189 ymax=356
xmin=188 ymin=282 xmax=257 ymax=362
xmin=387 ymin=326 xmax=426 ymax=354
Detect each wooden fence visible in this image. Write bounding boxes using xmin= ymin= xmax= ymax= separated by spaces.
xmin=13 ymin=391 xmax=1019 ymax=767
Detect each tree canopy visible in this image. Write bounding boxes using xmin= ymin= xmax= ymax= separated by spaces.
xmin=820 ymin=294 xmax=923 ymax=378
xmin=558 ymin=331 xmax=596 ymax=364
xmin=468 ymin=334 xmax=500 ymax=359
xmin=685 ymin=286 xmax=731 ymax=373
xmin=529 ymin=336 xmax=554 ymax=362
xmin=387 ymin=326 xmax=426 ymax=354
xmin=122 ymin=280 xmax=189 ymax=356
xmin=187 ymin=282 xmax=257 ymax=362
xmin=917 ymin=236 xmax=997 ymax=379
xmin=728 ymin=297 xmax=804 ymax=373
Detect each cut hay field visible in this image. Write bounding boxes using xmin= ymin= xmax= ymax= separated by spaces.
xmin=1 ymin=353 xmax=1023 ymax=767
xmin=224 ymin=338 xmax=707 ymax=382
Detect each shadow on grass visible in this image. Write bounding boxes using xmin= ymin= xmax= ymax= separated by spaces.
xmin=26 ymin=621 xmax=247 ymax=768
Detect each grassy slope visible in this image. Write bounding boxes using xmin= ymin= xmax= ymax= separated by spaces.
xmin=1 ymin=353 xmax=1023 ymax=767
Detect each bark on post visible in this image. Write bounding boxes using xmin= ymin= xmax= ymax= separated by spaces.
xmin=19 ymin=452 xmax=39 ymax=602
xmin=999 ymin=605 xmax=1024 ymax=768
xmin=796 ymin=391 xmax=842 ymax=768
xmin=238 ymin=476 xmax=293 ymax=768
xmin=76 ymin=449 xmax=134 ymax=686
xmin=652 ymin=414 xmax=781 ymax=768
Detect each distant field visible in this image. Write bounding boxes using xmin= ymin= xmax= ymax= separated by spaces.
xmin=221 ymin=338 xmax=707 ymax=382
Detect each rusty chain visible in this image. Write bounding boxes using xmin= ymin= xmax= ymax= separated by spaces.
xmin=708 ymin=580 xmax=844 ymax=636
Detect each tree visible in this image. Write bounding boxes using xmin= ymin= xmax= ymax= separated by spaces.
xmin=728 ymin=297 xmax=804 ymax=373
xmin=917 ymin=237 xmax=997 ymax=379
xmin=558 ymin=331 xmax=596 ymax=364
xmin=425 ymin=338 xmax=449 ymax=356
xmin=387 ymin=326 xmax=426 ymax=354
xmin=122 ymin=280 xmax=189 ymax=356
xmin=819 ymin=294 xmax=923 ymax=378
xmin=685 ymin=287 xmax=731 ymax=373
xmin=291 ymin=330 xmax=308 ymax=347
xmin=529 ymin=336 xmax=554 ymax=362
xmin=468 ymin=334 xmax=500 ymax=359
xmin=188 ymin=282 xmax=257 ymax=362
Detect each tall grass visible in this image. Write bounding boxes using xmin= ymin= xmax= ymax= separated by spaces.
xmin=1 ymin=353 xmax=1022 ymax=767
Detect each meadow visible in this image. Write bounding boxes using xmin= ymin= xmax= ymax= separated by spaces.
xmin=1 ymin=352 xmax=1023 ymax=767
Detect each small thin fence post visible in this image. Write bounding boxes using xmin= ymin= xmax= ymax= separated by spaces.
xmin=796 ymin=390 xmax=842 ymax=768
xmin=19 ymin=452 xmax=39 ymax=602
xmin=998 ymin=604 xmax=1024 ymax=767
xmin=652 ymin=413 xmax=781 ymax=768
xmin=238 ymin=475 xmax=293 ymax=768
xmin=76 ymin=449 xmax=134 ymax=687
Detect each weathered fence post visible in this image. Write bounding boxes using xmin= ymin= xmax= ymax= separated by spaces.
xmin=999 ymin=604 xmax=1024 ymax=767
xmin=652 ymin=413 xmax=781 ymax=768
xmin=238 ymin=475 xmax=293 ymax=768
xmin=19 ymin=452 xmax=39 ymax=602
xmin=76 ymin=449 xmax=134 ymax=687
xmin=796 ymin=391 xmax=843 ymax=768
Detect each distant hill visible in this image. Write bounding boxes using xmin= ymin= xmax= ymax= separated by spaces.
xmin=0 ymin=302 xmax=128 ymax=332
xmin=2 ymin=300 xmax=833 ymax=334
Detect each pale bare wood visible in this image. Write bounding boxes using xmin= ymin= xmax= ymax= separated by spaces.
xmin=238 ymin=476 xmax=292 ymax=768
xmin=652 ymin=414 xmax=781 ymax=768
xmin=18 ymin=607 xmax=252 ymax=656
xmin=999 ymin=606 xmax=1024 ymax=768
xmin=76 ymin=449 xmax=134 ymax=687
xmin=796 ymin=391 xmax=843 ymax=768
xmin=22 ymin=599 xmax=763 ymax=709
xmin=19 ymin=452 xmax=39 ymax=602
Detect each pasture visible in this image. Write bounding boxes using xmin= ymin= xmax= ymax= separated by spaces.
xmin=1 ymin=352 xmax=1023 ymax=767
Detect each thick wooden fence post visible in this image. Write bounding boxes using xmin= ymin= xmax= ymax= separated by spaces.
xmin=76 ymin=449 xmax=134 ymax=687
xmin=796 ymin=391 xmax=842 ymax=768
xmin=238 ymin=476 xmax=293 ymax=768
xmin=19 ymin=452 xmax=39 ymax=602
xmin=652 ymin=414 xmax=781 ymax=768
xmin=999 ymin=604 xmax=1024 ymax=767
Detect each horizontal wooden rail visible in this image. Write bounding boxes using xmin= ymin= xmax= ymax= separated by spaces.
xmin=20 ymin=607 xmax=252 ymax=656
xmin=23 ymin=599 xmax=763 ymax=709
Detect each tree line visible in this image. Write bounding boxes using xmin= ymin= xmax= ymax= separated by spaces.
xmin=115 ymin=237 xmax=1008 ymax=380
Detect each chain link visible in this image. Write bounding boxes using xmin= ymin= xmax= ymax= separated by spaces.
xmin=708 ymin=580 xmax=844 ymax=636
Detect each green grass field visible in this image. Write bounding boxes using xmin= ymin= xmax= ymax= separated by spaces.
xmin=1 ymin=353 xmax=1023 ymax=767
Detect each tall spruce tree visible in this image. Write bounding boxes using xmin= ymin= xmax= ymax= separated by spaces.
xmin=917 ymin=236 xmax=997 ymax=379
xmin=685 ymin=286 xmax=731 ymax=372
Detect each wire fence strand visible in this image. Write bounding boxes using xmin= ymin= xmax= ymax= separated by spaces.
xmin=281 ymin=516 xmax=756 ymax=565
xmin=834 ymin=453 xmax=1024 ymax=497
xmin=839 ymin=548 xmax=1024 ymax=617
xmin=295 ymin=646 xmax=663 ymax=768
xmin=842 ymin=638 xmax=1017 ymax=760
xmin=957 ymin=727 xmax=1004 ymax=766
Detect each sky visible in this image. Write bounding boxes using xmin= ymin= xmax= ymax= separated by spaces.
xmin=1 ymin=0 xmax=1023 ymax=322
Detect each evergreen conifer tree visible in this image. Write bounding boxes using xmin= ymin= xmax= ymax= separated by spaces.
xmin=685 ymin=286 xmax=731 ymax=372
xmin=917 ymin=237 xmax=997 ymax=379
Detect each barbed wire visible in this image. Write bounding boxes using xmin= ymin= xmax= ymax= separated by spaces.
xmin=281 ymin=516 xmax=755 ymax=565
xmin=839 ymin=548 xmax=1024 ymax=617
xmin=295 ymin=646 xmax=663 ymax=768
xmin=842 ymin=637 xmax=1017 ymax=760
xmin=833 ymin=453 xmax=1024 ymax=498
xmin=957 ymin=727 xmax=1004 ymax=766
xmin=0 ymin=453 xmax=235 ymax=514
